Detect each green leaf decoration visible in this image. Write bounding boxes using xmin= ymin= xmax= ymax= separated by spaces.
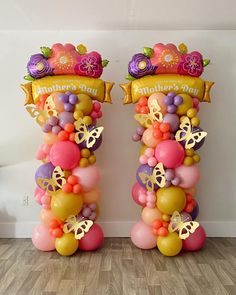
xmin=24 ymin=74 xmax=35 ymax=81
xmin=102 ymin=59 xmax=109 ymax=67
xmin=143 ymin=47 xmax=154 ymax=57
xmin=125 ymin=74 xmax=136 ymax=81
xmin=40 ymin=46 xmax=52 ymax=58
xmin=203 ymin=59 xmax=210 ymax=67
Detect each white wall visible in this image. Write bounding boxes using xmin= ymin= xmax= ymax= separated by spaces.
xmin=0 ymin=30 xmax=236 ymax=237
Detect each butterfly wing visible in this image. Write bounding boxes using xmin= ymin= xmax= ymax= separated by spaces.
xmin=74 ymin=220 xmax=93 ymax=240
xmin=52 ymin=166 xmax=66 ymax=188
xmin=26 ymin=106 xmax=48 ymax=126
xmin=63 ymin=215 xmax=78 ymax=234
xmin=36 ymin=178 xmax=57 ymax=194
xmin=134 ymin=114 xmax=152 ymax=128
xmin=178 ymin=221 xmax=199 ymax=240
xmin=168 ymin=211 xmax=182 ymax=233
xmin=152 ymin=163 xmax=166 ymax=188
xmin=86 ymin=127 xmax=104 ymax=148
xmin=175 ymin=117 xmax=191 ymax=143
xmin=74 ymin=119 xmax=88 ymax=144
xmin=149 ymin=100 xmax=163 ymax=123
xmin=185 ymin=131 xmax=207 ymax=149
xmin=44 ymin=96 xmax=57 ymax=117
xmin=138 ymin=172 xmax=154 ymax=192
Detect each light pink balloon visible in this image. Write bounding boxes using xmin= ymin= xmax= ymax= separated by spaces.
xmin=175 ymin=164 xmax=200 ymax=189
xmin=32 ymin=224 xmax=55 ymax=251
xmin=131 ymin=220 xmax=157 ymax=249
xmin=72 ymin=165 xmax=100 ymax=192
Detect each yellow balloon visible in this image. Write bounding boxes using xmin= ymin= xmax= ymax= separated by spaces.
xmin=83 ymin=188 xmax=100 ymax=203
xmin=51 ymin=190 xmax=83 ymax=221
xmin=141 ymin=207 xmax=162 ymax=226
xmin=157 ymin=232 xmax=182 ymax=256
xmin=55 ymin=233 xmax=79 ymax=256
xmin=176 ymin=94 xmax=193 ymax=115
xmin=156 ymin=186 xmax=186 ymax=215
xmin=75 ymin=94 xmax=93 ymax=115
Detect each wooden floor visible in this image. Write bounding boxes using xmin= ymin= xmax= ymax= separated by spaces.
xmin=0 ymin=238 xmax=236 ymax=295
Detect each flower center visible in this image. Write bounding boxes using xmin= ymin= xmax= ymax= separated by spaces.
xmin=138 ymin=61 xmax=147 ymax=70
xmin=164 ymin=54 xmax=173 ymax=63
xmin=36 ymin=62 xmax=44 ymax=71
xmin=59 ymin=56 xmax=68 ymax=64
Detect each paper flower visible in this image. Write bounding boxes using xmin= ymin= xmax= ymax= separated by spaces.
xmin=48 ymin=43 xmax=79 ymax=75
xmin=27 ymin=54 xmax=53 ymax=79
xmin=74 ymin=52 xmax=103 ymax=78
xmin=128 ymin=53 xmax=157 ymax=79
xmin=178 ymin=52 xmax=203 ymax=77
xmin=150 ymin=43 xmax=182 ymax=74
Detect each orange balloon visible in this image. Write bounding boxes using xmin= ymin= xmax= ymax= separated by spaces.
xmin=83 ymin=188 xmax=100 ymax=203
xmin=43 ymin=133 xmax=59 ymax=145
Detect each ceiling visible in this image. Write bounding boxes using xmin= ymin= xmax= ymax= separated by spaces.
xmin=0 ymin=0 xmax=236 ymax=30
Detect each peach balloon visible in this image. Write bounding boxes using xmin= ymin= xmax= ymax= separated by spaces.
xmin=43 ymin=133 xmax=59 ymax=145
xmin=175 ymin=165 xmax=200 ymax=189
xmin=40 ymin=209 xmax=58 ymax=227
xmin=51 ymin=92 xmax=65 ymax=113
xmin=148 ymin=92 xmax=167 ymax=114
xmin=83 ymin=188 xmax=100 ymax=203
xmin=141 ymin=207 xmax=162 ymax=226
xmin=142 ymin=127 xmax=161 ymax=148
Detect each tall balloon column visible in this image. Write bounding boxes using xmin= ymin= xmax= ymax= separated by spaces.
xmin=121 ymin=43 xmax=214 ymax=256
xmin=22 ymin=43 xmax=113 ymax=256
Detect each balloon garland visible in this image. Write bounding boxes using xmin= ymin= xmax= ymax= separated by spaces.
xmin=121 ymin=43 xmax=214 ymax=256
xmin=22 ymin=43 xmax=113 ymax=256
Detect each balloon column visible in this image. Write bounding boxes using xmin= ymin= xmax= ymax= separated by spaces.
xmin=121 ymin=43 xmax=214 ymax=256
xmin=22 ymin=43 xmax=113 ymax=256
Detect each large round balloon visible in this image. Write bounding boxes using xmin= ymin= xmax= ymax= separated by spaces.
xmin=32 ymin=224 xmax=55 ymax=251
xmin=131 ymin=220 xmax=157 ymax=249
xmin=79 ymin=224 xmax=104 ymax=251
xmin=55 ymin=233 xmax=79 ymax=256
xmin=156 ymin=186 xmax=186 ymax=215
xmin=176 ymin=94 xmax=193 ymax=116
xmin=141 ymin=207 xmax=162 ymax=226
xmin=83 ymin=188 xmax=100 ymax=204
xmin=35 ymin=162 xmax=55 ymax=184
xmin=157 ymin=232 xmax=182 ymax=256
xmin=155 ymin=140 xmax=184 ymax=168
xmin=175 ymin=164 xmax=200 ymax=189
xmin=136 ymin=164 xmax=157 ymax=190
xmin=183 ymin=225 xmax=206 ymax=251
xmin=72 ymin=165 xmax=100 ymax=192
xmin=51 ymin=190 xmax=83 ymax=221
xmin=142 ymin=127 xmax=161 ymax=148
xmin=163 ymin=113 xmax=180 ymax=132
xmin=49 ymin=141 xmax=80 ymax=170
xmin=148 ymin=93 xmax=167 ymax=115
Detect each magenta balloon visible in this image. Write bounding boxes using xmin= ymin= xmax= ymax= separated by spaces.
xmin=32 ymin=224 xmax=55 ymax=251
xmin=183 ymin=225 xmax=206 ymax=251
xmin=79 ymin=224 xmax=104 ymax=251
xmin=155 ymin=140 xmax=184 ymax=169
xmin=131 ymin=182 xmax=146 ymax=206
xmin=131 ymin=220 xmax=157 ymax=249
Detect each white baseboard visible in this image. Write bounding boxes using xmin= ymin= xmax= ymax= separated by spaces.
xmin=0 ymin=221 xmax=235 ymax=238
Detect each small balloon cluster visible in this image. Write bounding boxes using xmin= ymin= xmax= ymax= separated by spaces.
xmin=23 ymin=43 xmax=114 ymax=256
xmin=123 ymin=43 xmax=213 ymax=256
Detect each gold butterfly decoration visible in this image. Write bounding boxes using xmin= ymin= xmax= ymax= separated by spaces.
xmin=134 ymin=100 xmax=163 ymax=128
xmin=74 ymin=118 xmax=104 ymax=148
xmin=168 ymin=211 xmax=199 ymax=240
xmin=26 ymin=106 xmax=48 ymax=126
xmin=138 ymin=162 xmax=166 ymax=192
xmin=36 ymin=166 xmax=66 ymax=194
xmin=63 ymin=215 xmax=93 ymax=240
xmin=175 ymin=117 xmax=207 ymax=149
xmin=44 ymin=95 xmax=57 ymax=117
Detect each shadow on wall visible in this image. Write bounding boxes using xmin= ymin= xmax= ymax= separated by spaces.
xmin=0 ymin=207 xmax=16 ymax=238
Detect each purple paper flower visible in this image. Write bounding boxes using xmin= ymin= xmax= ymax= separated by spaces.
xmin=128 ymin=53 xmax=157 ymax=79
xmin=27 ymin=54 xmax=53 ymax=79
xmin=74 ymin=52 xmax=103 ymax=78
xmin=178 ymin=52 xmax=203 ymax=77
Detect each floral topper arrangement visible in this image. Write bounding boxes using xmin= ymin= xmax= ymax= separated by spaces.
xmin=126 ymin=43 xmax=210 ymax=80
xmin=25 ymin=43 xmax=109 ymax=81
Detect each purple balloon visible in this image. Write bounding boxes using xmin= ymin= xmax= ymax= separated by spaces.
xmin=64 ymin=102 xmax=74 ymax=112
xmin=167 ymin=104 xmax=177 ymax=114
xmin=136 ymin=164 xmax=158 ymax=189
xmin=181 ymin=212 xmax=192 ymax=222
xmin=164 ymin=95 xmax=173 ymax=106
xmin=163 ymin=113 xmax=180 ymax=132
xmin=35 ymin=162 xmax=55 ymax=183
xmin=78 ymin=125 xmax=102 ymax=152
xmin=189 ymin=202 xmax=199 ymax=220
xmin=58 ymin=112 xmax=74 ymax=128
xmin=174 ymin=95 xmax=183 ymax=106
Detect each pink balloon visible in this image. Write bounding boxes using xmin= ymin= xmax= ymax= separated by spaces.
xmin=155 ymin=140 xmax=184 ymax=168
xmin=175 ymin=164 xmax=200 ymax=189
xmin=131 ymin=220 xmax=157 ymax=249
xmin=132 ymin=182 xmax=146 ymax=206
xmin=72 ymin=165 xmax=100 ymax=192
xmin=79 ymin=223 xmax=104 ymax=251
xmin=183 ymin=225 xmax=206 ymax=251
xmin=49 ymin=141 xmax=80 ymax=170
xmin=32 ymin=224 xmax=55 ymax=251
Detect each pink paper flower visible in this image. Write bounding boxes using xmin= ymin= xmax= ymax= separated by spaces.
xmin=48 ymin=43 xmax=80 ymax=75
xmin=178 ymin=51 xmax=203 ymax=77
xmin=151 ymin=43 xmax=182 ymax=74
xmin=74 ymin=52 xmax=103 ymax=78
